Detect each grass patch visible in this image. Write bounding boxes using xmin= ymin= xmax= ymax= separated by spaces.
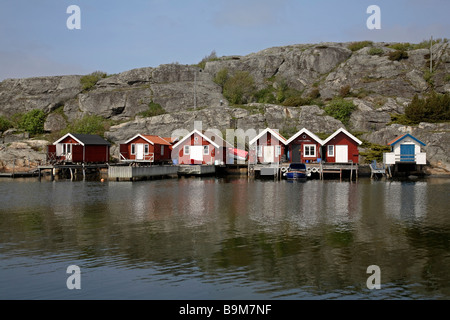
xmin=137 ymin=101 xmax=166 ymax=118
xmin=388 ymin=50 xmax=409 ymax=61
xmin=80 ymin=71 xmax=107 ymax=92
xmin=368 ymin=47 xmax=384 ymax=56
xmin=347 ymin=41 xmax=373 ymax=52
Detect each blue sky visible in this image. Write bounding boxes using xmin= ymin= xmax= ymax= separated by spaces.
xmin=1 ymin=0 xmax=449 ymax=80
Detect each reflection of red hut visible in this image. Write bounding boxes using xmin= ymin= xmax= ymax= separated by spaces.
xmin=47 ymin=133 xmax=110 ymax=163
xmin=285 ymin=128 xmax=324 ymax=163
xmin=249 ymin=128 xmax=287 ymax=164
xmin=322 ymin=128 xmax=362 ymax=164
xmin=119 ymin=134 xmax=172 ymax=163
xmin=171 ymin=129 xmax=232 ymax=165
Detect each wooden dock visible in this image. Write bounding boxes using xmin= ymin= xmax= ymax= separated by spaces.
xmin=319 ymin=162 xmax=359 ymax=181
xmin=38 ymin=164 xmax=108 ymax=181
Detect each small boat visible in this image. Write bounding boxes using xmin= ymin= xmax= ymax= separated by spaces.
xmin=284 ymin=163 xmax=307 ymax=180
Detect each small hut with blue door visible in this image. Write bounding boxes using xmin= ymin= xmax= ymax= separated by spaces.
xmin=383 ymin=133 xmax=427 ymax=176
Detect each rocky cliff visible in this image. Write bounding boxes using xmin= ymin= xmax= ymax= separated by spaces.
xmin=0 ymin=41 xmax=449 ymax=173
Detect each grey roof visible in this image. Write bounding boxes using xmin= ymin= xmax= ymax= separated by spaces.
xmin=71 ymin=133 xmax=111 ymax=146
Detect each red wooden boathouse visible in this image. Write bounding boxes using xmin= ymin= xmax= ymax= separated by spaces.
xmin=249 ymin=128 xmax=287 ymax=164
xmin=119 ymin=134 xmax=173 ymax=163
xmin=285 ymin=128 xmax=324 ymax=163
xmin=171 ymin=129 xmax=232 ymax=165
xmin=322 ymin=128 xmax=362 ymax=164
xmin=47 ymin=133 xmax=111 ymax=163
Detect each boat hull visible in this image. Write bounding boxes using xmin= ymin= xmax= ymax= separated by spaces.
xmin=285 ymin=171 xmax=307 ymax=180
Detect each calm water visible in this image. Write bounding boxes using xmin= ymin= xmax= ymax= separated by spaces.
xmin=0 ymin=176 xmax=449 ymax=300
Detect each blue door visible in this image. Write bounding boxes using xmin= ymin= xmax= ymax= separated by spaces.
xmin=400 ymin=144 xmax=415 ymax=162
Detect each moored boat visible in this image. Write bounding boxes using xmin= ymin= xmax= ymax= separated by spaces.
xmin=284 ymin=163 xmax=307 ymax=180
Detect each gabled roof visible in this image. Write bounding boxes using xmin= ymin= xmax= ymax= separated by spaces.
xmin=249 ymin=128 xmax=287 ymax=145
xmin=171 ymin=129 xmax=224 ymax=149
xmin=388 ymin=133 xmax=426 ymax=146
xmin=54 ymin=133 xmax=111 ymax=146
xmin=124 ymin=134 xmax=172 ymax=146
xmin=285 ymin=128 xmax=324 ymax=145
xmin=322 ymin=128 xmax=362 ymax=145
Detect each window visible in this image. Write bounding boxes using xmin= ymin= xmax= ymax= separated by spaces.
xmin=184 ymin=145 xmax=190 ymax=155
xmin=131 ymin=144 xmax=136 ymax=155
xmin=257 ymin=145 xmax=263 ymax=157
xmin=161 ymin=145 xmax=164 ymax=156
xmin=328 ymin=145 xmax=334 ymax=157
xmin=304 ymin=145 xmax=316 ymax=157
xmin=63 ymin=143 xmax=72 ymax=155
xmin=203 ymin=145 xmax=209 ymax=155
xmin=275 ymin=145 xmax=281 ymax=156
xmin=144 ymin=144 xmax=149 ymax=155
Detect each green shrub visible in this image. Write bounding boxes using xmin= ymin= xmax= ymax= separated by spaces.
xmin=18 ymin=109 xmax=46 ymax=135
xmin=404 ymin=92 xmax=450 ymax=124
xmin=0 ymin=116 xmax=12 ymax=133
xmin=213 ymin=68 xmax=229 ymax=88
xmin=388 ymin=50 xmax=409 ymax=61
xmin=223 ymin=71 xmax=255 ymax=105
xmin=445 ymin=75 xmax=450 ymax=83
xmin=138 ymin=101 xmax=166 ymax=118
xmin=324 ymin=98 xmax=356 ymax=125
xmin=64 ymin=114 xmax=109 ymax=136
xmin=360 ymin=141 xmax=391 ymax=163
xmin=348 ymin=41 xmax=373 ymax=52
xmin=368 ymin=47 xmax=384 ymax=56
xmin=254 ymin=87 xmax=276 ymax=104
xmin=387 ymin=43 xmax=412 ymax=51
xmin=80 ymin=71 xmax=107 ymax=91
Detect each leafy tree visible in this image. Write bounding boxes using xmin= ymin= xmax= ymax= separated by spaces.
xmin=18 ymin=109 xmax=46 ymax=135
xmin=405 ymin=92 xmax=450 ymax=124
xmin=0 ymin=116 xmax=12 ymax=133
xmin=223 ymin=71 xmax=255 ymax=105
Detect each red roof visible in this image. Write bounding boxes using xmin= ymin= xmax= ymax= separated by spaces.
xmin=141 ymin=135 xmax=172 ymax=146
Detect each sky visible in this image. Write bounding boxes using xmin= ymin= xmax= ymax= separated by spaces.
xmin=0 ymin=0 xmax=449 ymax=80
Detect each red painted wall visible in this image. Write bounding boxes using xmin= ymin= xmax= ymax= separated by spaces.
xmin=173 ymin=132 xmax=223 ymax=165
xmin=120 ymin=136 xmax=171 ymax=162
xmin=287 ymin=133 xmax=322 ymax=163
xmin=249 ymin=132 xmax=285 ymax=164
xmin=323 ymin=132 xmax=359 ymax=163
xmin=57 ymin=136 xmax=109 ymax=163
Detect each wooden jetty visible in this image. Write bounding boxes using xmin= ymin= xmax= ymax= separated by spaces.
xmin=319 ymin=162 xmax=359 ymax=181
xmin=38 ymin=164 xmax=108 ymax=181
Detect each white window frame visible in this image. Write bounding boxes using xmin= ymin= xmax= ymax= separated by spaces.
xmin=257 ymin=145 xmax=263 ymax=157
xmin=203 ymin=145 xmax=209 ymax=155
xmin=184 ymin=145 xmax=190 ymax=155
xmin=328 ymin=145 xmax=334 ymax=157
xmin=275 ymin=145 xmax=281 ymax=157
xmin=304 ymin=144 xmax=316 ymax=157
xmin=63 ymin=143 xmax=72 ymax=155
xmin=144 ymin=144 xmax=149 ymax=155
xmin=131 ymin=143 xmax=136 ymax=155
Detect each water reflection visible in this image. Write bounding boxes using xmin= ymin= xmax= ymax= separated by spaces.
xmin=0 ymin=177 xmax=449 ymax=299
